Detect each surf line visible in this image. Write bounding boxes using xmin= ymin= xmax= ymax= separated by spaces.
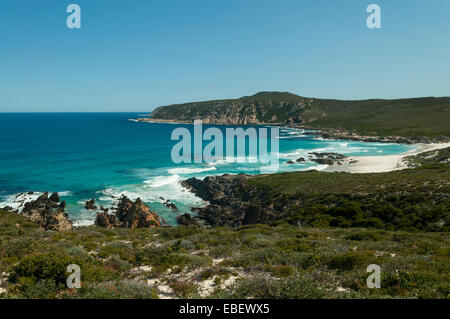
xmin=170 ymin=120 xmax=280 ymax=173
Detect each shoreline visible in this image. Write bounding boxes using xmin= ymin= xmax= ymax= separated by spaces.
xmin=132 ymin=117 xmax=449 ymax=144
xmin=2 ymin=141 xmax=449 ymax=227
xmin=2 ymin=116 xmax=449 ymax=225
xmin=131 ymin=118 xmax=450 ymax=174
xmin=324 ymin=142 xmax=450 ymax=174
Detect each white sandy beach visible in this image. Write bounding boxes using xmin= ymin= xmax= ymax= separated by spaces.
xmin=327 ymin=142 xmax=450 ymax=174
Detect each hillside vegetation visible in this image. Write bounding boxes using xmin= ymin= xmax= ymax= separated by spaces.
xmin=0 ymin=210 xmax=448 ymax=299
xmin=150 ymin=91 xmax=450 ymax=138
xmin=184 ymin=147 xmax=450 ymax=232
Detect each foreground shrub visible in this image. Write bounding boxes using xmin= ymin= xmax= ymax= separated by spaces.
xmin=73 ymin=280 xmax=159 ymax=299
xmin=233 ymin=276 xmax=327 ymax=299
xmin=327 ymin=253 xmax=365 ymax=271
xmin=9 ymin=253 xmax=76 ymax=285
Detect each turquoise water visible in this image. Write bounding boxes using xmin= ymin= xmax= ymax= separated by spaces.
xmin=0 ymin=113 xmax=416 ymax=225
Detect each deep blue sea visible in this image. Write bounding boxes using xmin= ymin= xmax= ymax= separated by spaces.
xmin=0 ymin=113 xmax=416 ymax=225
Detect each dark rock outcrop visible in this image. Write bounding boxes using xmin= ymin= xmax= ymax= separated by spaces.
xmin=49 ymin=192 xmax=60 ymax=202
xmin=159 ymin=197 xmax=178 ymax=211
xmin=308 ymin=152 xmax=347 ymax=166
xmin=84 ymin=199 xmax=97 ymax=210
xmin=95 ymin=211 xmax=117 ymax=228
xmin=20 ymin=192 xmax=72 ymax=231
xmin=95 ymin=196 xmax=161 ymax=229
xmin=176 ymin=213 xmax=201 ymax=227
xmin=296 ymin=127 xmax=449 ymax=144
xmin=182 ymin=174 xmax=274 ymax=227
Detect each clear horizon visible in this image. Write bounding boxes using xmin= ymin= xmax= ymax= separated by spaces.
xmin=1 ymin=91 xmax=450 ymax=113
xmin=1 ymin=0 xmax=449 ymax=112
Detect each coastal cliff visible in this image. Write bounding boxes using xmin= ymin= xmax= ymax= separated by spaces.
xmin=140 ymin=91 xmax=450 ymax=140
xmin=149 ymin=92 xmax=322 ymax=125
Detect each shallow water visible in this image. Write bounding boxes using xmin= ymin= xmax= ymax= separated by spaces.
xmin=0 ymin=113 xmax=415 ymax=225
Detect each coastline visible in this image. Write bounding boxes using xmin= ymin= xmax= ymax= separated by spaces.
xmin=2 ymin=116 xmax=448 ymax=227
xmin=133 ymin=117 xmax=449 ymax=144
xmin=132 ymin=118 xmax=450 ymax=174
xmin=324 ymin=142 xmax=450 ymax=173
xmin=131 ymin=117 xmax=450 ymax=175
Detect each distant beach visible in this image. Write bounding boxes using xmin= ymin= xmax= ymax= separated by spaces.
xmin=325 ymin=142 xmax=450 ymax=173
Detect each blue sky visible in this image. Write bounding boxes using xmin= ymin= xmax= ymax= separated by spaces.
xmin=0 ymin=0 xmax=449 ymax=112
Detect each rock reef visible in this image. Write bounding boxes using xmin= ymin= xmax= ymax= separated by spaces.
xmin=20 ymin=192 xmax=72 ymax=231
xmin=95 ymin=196 xmax=161 ymax=229
xmin=182 ymin=174 xmax=274 ymax=227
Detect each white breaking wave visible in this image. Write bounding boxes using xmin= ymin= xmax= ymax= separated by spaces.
xmin=308 ymin=164 xmax=329 ymax=171
xmin=0 ymin=190 xmax=74 ymax=211
xmin=0 ymin=192 xmax=43 ymax=211
xmin=98 ymin=173 xmax=207 ymax=210
xmin=59 ymin=191 xmax=73 ymax=196
xmin=278 ymin=134 xmax=307 ymax=139
xmin=144 ymin=174 xmax=181 ymax=188
xmin=167 ymin=166 xmax=217 ymax=175
xmin=73 ymin=219 xmax=96 ymax=227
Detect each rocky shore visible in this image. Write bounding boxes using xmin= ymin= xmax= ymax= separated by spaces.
xmin=2 ymin=192 xmax=72 ymax=231
xmin=95 ymin=196 xmax=162 ymax=229
xmin=1 ymin=192 xmax=164 ymax=231
xmin=292 ymin=126 xmax=450 ymax=144
xmin=133 ymin=116 xmax=449 ymax=145
xmin=181 ymin=174 xmax=272 ymax=227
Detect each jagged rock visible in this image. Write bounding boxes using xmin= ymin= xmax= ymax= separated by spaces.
xmin=20 ymin=192 xmax=72 ymax=231
xmin=95 ymin=196 xmax=160 ymax=229
xmin=296 ymin=157 xmax=305 ymax=162
xmin=313 ymin=158 xmax=335 ymax=165
xmin=49 ymin=192 xmax=60 ymax=203
xmin=182 ymin=174 xmax=273 ymax=227
xmin=308 ymin=152 xmax=347 ymax=165
xmin=160 ymin=198 xmax=178 ymax=211
xmin=296 ymin=127 xmax=449 ymax=144
xmin=176 ymin=213 xmax=201 ymax=227
xmin=286 ymin=160 xmax=294 ymax=164
xmin=95 ymin=211 xmax=118 ymax=228
xmin=99 ymin=205 xmax=109 ymax=214
xmin=84 ymin=199 xmax=97 ymax=210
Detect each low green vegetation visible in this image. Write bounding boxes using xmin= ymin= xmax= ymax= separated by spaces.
xmin=239 ymin=152 xmax=449 ymax=232
xmin=403 ymin=147 xmax=450 ymax=169
xmin=0 ymin=209 xmax=448 ymax=299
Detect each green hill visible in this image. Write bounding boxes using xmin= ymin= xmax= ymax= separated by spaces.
xmin=150 ymin=92 xmax=450 ymax=138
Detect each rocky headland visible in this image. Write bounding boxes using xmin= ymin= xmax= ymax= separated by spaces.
xmin=95 ymin=196 xmax=161 ymax=229
xmin=181 ymin=174 xmax=274 ymax=227
xmin=1 ymin=192 xmax=73 ymax=231
xmin=136 ymin=91 xmax=450 ymax=144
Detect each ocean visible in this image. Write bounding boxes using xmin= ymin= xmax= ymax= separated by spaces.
xmin=0 ymin=113 xmax=416 ymax=226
